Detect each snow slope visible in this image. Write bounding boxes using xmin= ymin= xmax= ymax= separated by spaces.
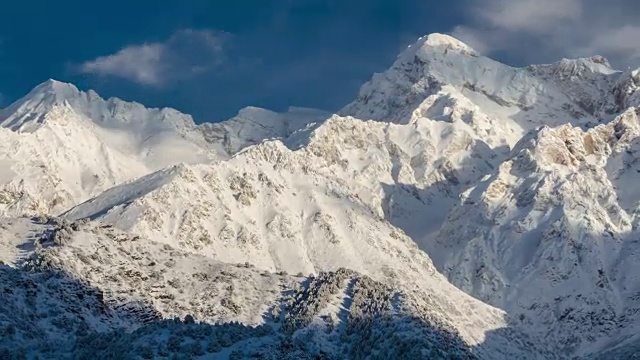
xmin=433 ymin=108 xmax=640 ymax=356
xmin=64 ymin=112 xmax=504 ymax=271
xmin=61 ymin=144 xmax=524 ymax=353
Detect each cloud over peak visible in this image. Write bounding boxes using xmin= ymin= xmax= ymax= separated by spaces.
xmin=452 ymin=0 xmax=640 ymax=68
xmin=78 ymin=29 xmax=228 ymax=86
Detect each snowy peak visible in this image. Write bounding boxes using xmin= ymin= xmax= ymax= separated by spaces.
xmin=30 ymin=78 xmax=81 ymax=98
xmin=0 ymin=80 xmax=327 ymax=218
xmin=0 ymin=79 xmax=204 ymax=136
xmin=614 ymin=67 xmax=640 ymax=109
xmin=0 ymin=81 xmax=219 ymax=217
xmin=529 ymin=56 xmax=617 ymax=79
xmin=342 ymin=32 xmax=600 ymax=135
xmin=526 ymin=57 xmax=624 ymax=117
xmin=199 ymin=106 xmax=328 ymax=156
xmin=0 ymin=79 xmax=82 ymax=132
xmin=342 ymin=32 xmax=635 ymax=136
xmin=24 ymin=78 xmax=82 ymax=101
xmin=1 ymin=79 xmax=327 ymax=148
xmin=408 ymin=33 xmax=480 ymax=59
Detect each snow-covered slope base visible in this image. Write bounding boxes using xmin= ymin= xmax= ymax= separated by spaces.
xmin=0 ymin=217 xmax=545 ymax=359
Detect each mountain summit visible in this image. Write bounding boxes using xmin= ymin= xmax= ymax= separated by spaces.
xmin=1 ymin=33 xmax=640 ymax=358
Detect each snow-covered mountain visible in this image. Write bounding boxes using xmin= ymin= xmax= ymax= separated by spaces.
xmin=433 ymin=108 xmax=640 ymax=356
xmin=0 ymin=81 xmax=322 ymax=216
xmin=337 ymin=34 xmax=640 ymax=357
xmin=2 ymin=32 xmax=640 ymax=358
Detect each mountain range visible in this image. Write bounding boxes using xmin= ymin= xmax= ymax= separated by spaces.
xmin=1 ymin=33 xmax=640 ymax=359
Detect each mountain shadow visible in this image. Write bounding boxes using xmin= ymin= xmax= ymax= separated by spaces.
xmin=0 ymin=254 xmax=548 ymax=359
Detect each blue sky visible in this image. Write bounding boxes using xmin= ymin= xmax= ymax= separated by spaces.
xmin=1 ymin=0 xmax=639 ymax=122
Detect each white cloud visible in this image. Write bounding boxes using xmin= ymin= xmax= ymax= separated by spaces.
xmin=80 ymin=44 xmax=164 ymax=85
xmin=581 ymin=25 xmax=640 ymax=65
xmin=78 ymin=29 xmax=227 ymax=86
xmin=451 ymin=0 xmax=640 ymax=68
xmin=477 ymin=0 xmax=582 ymax=35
